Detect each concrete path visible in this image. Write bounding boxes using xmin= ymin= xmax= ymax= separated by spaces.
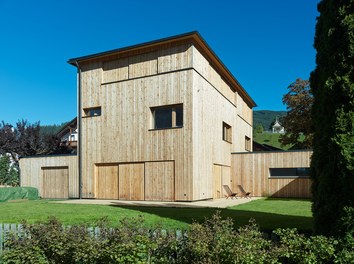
xmin=56 ymin=197 xmax=263 ymax=208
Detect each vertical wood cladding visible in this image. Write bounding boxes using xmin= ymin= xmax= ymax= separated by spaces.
xmin=118 ymin=163 xmax=144 ymax=200
xmin=20 ymin=155 xmax=78 ymax=198
xmin=95 ymin=164 xmax=119 ymax=199
xmin=80 ymin=41 xmax=253 ymax=201
xmin=231 ymin=151 xmax=312 ymax=198
xmin=41 ymin=167 xmax=69 ymax=199
xmin=145 ymin=161 xmax=174 ymax=201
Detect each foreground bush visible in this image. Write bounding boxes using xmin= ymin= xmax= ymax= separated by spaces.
xmin=1 ymin=213 xmax=353 ymax=263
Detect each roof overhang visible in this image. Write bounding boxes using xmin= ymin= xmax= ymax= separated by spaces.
xmin=68 ymin=31 xmax=256 ymax=108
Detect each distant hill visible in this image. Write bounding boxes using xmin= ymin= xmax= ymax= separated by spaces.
xmin=40 ymin=122 xmax=67 ymax=135
xmin=253 ymin=110 xmax=287 ymax=131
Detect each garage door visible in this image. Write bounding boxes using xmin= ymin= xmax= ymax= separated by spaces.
xmin=42 ymin=166 xmax=68 ymax=199
xmin=145 ymin=161 xmax=174 ymax=201
xmin=96 ymin=165 xmax=119 ymax=199
xmin=213 ymin=164 xmax=231 ymax=199
xmin=118 ymin=163 xmax=144 ymax=200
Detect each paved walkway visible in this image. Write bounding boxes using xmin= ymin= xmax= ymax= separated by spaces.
xmin=56 ymin=197 xmax=262 ymax=208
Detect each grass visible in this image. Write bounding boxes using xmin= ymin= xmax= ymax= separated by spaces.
xmin=253 ymin=132 xmax=289 ymax=150
xmin=0 ymin=198 xmax=313 ymax=232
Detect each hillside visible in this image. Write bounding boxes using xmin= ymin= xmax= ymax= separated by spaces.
xmin=253 ymin=110 xmax=286 ymax=131
xmin=40 ymin=122 xmax=67 ymax=135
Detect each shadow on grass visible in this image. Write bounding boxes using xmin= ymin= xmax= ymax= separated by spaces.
xmin=108 ymin=204 xmax=313 ymax=233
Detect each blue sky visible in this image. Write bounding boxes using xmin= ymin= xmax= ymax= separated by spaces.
xmin=0 ymin=0 xmax=319 ymax=125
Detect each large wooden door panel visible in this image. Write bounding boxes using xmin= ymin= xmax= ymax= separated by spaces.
xmin=213 ymin=165 xmax=222 ymax=199
xmin=213 ymin=164 xmax=231 ymax=199
xmin=145 ymin=161 xmax=174 ymax=201
xmin=42 ymin=166 xmax=68 ymax=199
xmin=96 ymin=165 xmax=119 ymax=199
xmin=118 ymin=163 xmax=144 ymax=200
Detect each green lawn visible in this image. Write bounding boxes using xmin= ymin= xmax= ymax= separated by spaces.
xmin=0 ymin=198 xmax=313 ymax=232
xmin=253 ymin=132 xmax=289 ymax=150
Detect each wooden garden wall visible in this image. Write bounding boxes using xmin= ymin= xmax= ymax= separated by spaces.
xmin=231 ymin=150 xmax=313 ymax=198
xmin=20 ymin=155 xmax=78 ymax=199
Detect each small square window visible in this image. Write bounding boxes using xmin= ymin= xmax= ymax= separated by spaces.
xmin=222 ymin=122 xmax=232 ymax=143
xmin=151 ymin=104 xmax=183 ymax=129
xmin=84 ymin=107 xmax=101 ymax=117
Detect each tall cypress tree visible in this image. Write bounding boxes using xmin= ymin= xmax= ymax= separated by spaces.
xmin=310 ymin=0 xmax=354 ymax=236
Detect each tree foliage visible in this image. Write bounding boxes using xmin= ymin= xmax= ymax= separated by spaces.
xmin=310 ymin=0 xmax=354 ymax=237
xmin=0 ymin=155 xmax=19 ymax=186
xmin=0 ymin=120 xmax=67 ymax=162
xmin=254 ymin=124 xmax=264 ymax=134
xmin=280 ymin=78 xmax=313 ymax=149
xmin=0 ymin=120 xmax=71 ymax=185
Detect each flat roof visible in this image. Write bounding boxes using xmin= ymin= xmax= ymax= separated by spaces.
xmin=68 ymin=31 xmax=256 ymax=107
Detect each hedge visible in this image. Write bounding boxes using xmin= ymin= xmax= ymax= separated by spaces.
xmin=1 ymin=213 xmax=353 ymax=263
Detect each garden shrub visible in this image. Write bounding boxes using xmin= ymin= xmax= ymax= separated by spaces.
xmin=274 ymin=228 xmax=337 ymax=264
xmin=2 ymin=213 xmax=353 ymax=263
xmin=182 ymin=213 xmax=278 ymax=264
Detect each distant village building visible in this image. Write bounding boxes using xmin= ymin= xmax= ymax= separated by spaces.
xmin=272 ymin=118 xmax=285 ymax=133
xmin=56 ymin=117 xmax=78 ymax=149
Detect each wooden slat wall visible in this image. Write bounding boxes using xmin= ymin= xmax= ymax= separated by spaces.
xmin=212 ymin=164 xmax=231 ymax=199
xmin=145 ymin=161 xmax=174 ymax=201
xmin=80 ymin=44 xmax=194 ymax=201
xmin=80 ymin=42 xmax=253 ymax=201
xmin=191 ymin=46 xmax=253 ymax=200
xmin=102 ymin=58 xmax=129 ymax=83
xmin=212 ymin=165 xmax=222 ymax=199
xmin=118 ymin=163 xmax=144 ymax=201
xmin=19 ymin=155 xmax=78 ymax=198
xmin=192 ymin=47 xmax=235 ymax=105
xmin=95 ymin=164 xmax=119 ymax=199
xmin=231 ymin=151 xmax=313 ymax=198
xmin=42 ymin=167 xmax=69 ymax=199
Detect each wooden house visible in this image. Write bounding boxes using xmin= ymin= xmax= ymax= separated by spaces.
xmin=20 ymin=32 xmax=312 ymax=200
xmin=66 ymin=31 xmax=255 ymax=201
xmin=56 ymin=117 xmax=78 ymax=149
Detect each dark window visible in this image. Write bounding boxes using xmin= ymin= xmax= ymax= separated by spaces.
xmin=245 ymin=136 xmax=251 ymax=151
xmin=175 ymin=106 xmax=183 ymax=127
xmin=269 ymin=167 xmax=310 ymax=178
xmin=151 ymin=104 xmax=183 ymax=129
xmin=84 ymin=107 xmax=101 ymax=117
xmin=222 ymin=122 xmax=232 ymax=143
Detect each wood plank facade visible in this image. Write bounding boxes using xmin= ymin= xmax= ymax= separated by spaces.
xmin=67 ymin=32 xmax=255 ymax=201
xmin=231 ymin=150 xmax=313 ymax=198
xmin=19 ymin=33 xmax=312 ymax=201
xmin=20 ymin=155 xmax=78 ymax=198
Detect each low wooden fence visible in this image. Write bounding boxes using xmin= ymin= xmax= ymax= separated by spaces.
xmin=0 ymin=224 xmax=23 ymax=257
xmin=0 ymin=223 xmax=186 ymax=260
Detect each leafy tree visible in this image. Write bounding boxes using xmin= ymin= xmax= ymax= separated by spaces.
xmin=310 ymin=0 xmax=354 ymax=237
xmin=0 ymin=120 xmax=67 ymax=162
xmin=254 ymin=124 xmax=264 ymax=134
xmin=0 ymin=155 xmax=19 ymax=186
xmin=0 ymin=120 xmax=71 ymax=185
xmin=280 ymin=78 xmax=313 ymax=149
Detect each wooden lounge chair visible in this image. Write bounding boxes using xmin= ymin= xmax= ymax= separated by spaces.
xmin=222 ymin=185 xmax=237 ymax=199
xmin=238 ymin=185 xmax=251 ymax=198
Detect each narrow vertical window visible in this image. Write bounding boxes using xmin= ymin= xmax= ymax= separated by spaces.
xmin=245 ymin=136 xmax=251 ymax=151
xmin=151 ymin=104 xmax=183 ymax=129
xmin=222 ymin=122 xmax=232 ymax=143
